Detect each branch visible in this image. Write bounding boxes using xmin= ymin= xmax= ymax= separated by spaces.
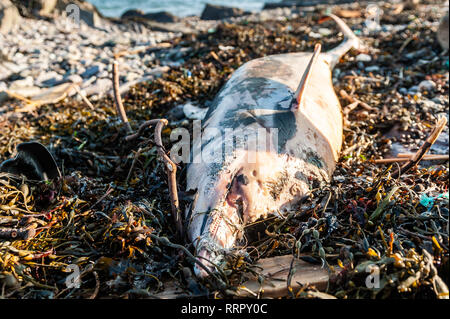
xmin=391 ymin=116 xmax=448 ymax=178
xmin=125 ymin=119 xmax=183 ymax=239
xmin=112 ymin=60 xmax=132 ymax=133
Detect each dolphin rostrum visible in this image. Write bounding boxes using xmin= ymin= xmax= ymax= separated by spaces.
xmin=185 ymin=14 xmax=361 ymax=277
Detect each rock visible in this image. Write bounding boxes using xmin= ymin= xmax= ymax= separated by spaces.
xmin=200 ymin=4 xmax=247 ymax=21
xmin=183 ymin=102 xmax=208 ymax=120
xmin=365 ymin=65 xmax=380 ymax=72
xmin=437 ymin=12 xmax=449 ymax=51
xmin=0 ymin=0 xmax=21 ymax=34
xmin=144 ymin=11 xmax=179 ymax=23
xmin=356 ymin=53 xmax=372 ymax=62
xmin=408 ymin=85 xmax=419 ymax=94
xmin=11 ymin=0 xmax=57 ymax=16
xmin=318 ymin=28 xmax=332 ymax=36
xmin=308 ymin=31 xmax=322 ymax=39
xmin=65 ymin=74 xmax=83 ymax=84
xmin=0 ymin=90 xmax=8 ymax=104
xmin=121 ymin=9 xmax=179 ymax=23
xmin=81 ymin=65 xmax=100 ymax=78
xmin=399 ymin=87 xmax=408 ymax=95
xmin=418 ymin=80 xmax=436 ymax=92
xmin=121 ymin=9 xmax=145 ymax=20
xmin=36 ymin=71 xmax=63 ymax=87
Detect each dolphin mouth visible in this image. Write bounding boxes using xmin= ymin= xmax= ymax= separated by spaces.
xmin=192 ymin=187 xmax=247 ymax=278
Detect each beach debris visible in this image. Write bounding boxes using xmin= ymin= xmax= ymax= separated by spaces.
xmin=0 ymin=142 xmax=61 ymax=181
xmin=4 ymin=82 xmax=76 ymax=112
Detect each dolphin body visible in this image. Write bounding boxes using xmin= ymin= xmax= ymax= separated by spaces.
xmin=185 ymin=15 xmax=360 ymax=277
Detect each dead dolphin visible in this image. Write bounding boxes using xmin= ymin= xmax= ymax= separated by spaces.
xmin=185 ymin=14 xmax=361 ymax=277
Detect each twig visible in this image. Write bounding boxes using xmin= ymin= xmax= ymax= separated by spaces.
xmin=125 ymin=119 xmax=183 ymax=239
xmin=340 ymin=89 xmax=376 ymax=112
xmin=149 ymin=234 xmax=222 ymax=283
xmin=374 ymin=154 xmax=449 ymax=164
xmin=112 ymin=60 xmax=132 ymax=133
xmin=73 ymin=85 xmax=94 ymax=110
xmin=392 ymin=116 xmax=448 ymax=178
xmin=397 ymin=153 xmax=449 ymax=159
xmin=88 ymin=186 xmax=114 ymax=210
xmin=125 ymin=119 xmax=162 ymax=142
xmin=113 ymin=42 xmax=172 ymax=59
xmin=154 ymin=120 xmax=183 ymax=240
xmin=125 ymin=147 xmax=143 ymax=185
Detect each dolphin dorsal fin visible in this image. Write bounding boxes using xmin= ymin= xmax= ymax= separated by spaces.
xmin=291 ymin=43 xmax=322 ymax=111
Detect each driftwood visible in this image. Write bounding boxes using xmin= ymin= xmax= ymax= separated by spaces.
xmin=154 ymin=255 xmax=330 ymax=299
xmin=112 ymin=60 xmax=132 ymax=133
xmin=374 ymin=154 xmax=449 ymax=164
xmin=235 ymin=255 xmax=330 ymax=298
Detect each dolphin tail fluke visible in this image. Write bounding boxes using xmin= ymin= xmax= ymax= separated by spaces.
xmin=323 ymin=14 xmax=362 ymax=69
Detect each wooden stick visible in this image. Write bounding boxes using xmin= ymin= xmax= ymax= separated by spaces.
xmin=154 ymin=120 xmax=183 ymax=240
xmin=73 ymin=85 xmax=94 ymax=110
xmin=112 ymin=60 xmax=132 ymax=133
xmin=340 ymin=89 xmax=375 ymax=112
xmin=397 ymin=153 xmax=448 ymax=159
xmin=125 ymin=119 xmax=183 ymax=239
xmin=392 ymin=116 xmax=448 ymax=178
xmin=113 ymin=42 xmax=172 ymax=59
xmin=374 ymin=155 xmax=449 ymax=164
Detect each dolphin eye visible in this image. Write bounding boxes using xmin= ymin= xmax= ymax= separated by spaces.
xmin=236 ymin=174 xmax=249 ymax=186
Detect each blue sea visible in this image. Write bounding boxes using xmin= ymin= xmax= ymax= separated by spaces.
xmin=89 ymin=0 xmax=281 ymax=18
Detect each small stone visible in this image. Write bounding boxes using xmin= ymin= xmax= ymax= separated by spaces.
xmin=399 ymin=87 xmax=408 ymax=95
xmin=183 ymin=102 xmax=208 ymax=120
xmin=356 ymin=53 xmax=372 ymax=62
xmin=318 ymin=28 xmax=332 ymax=36
xmin=408 ymin=86 xmax=419 ymax=94
xmin=365 ymin=65 xmax=380 ymax=72
xmin=308 ymin=31 xmax=322 ymax=39
xmin=65 ymin=74 xmax=83 ymax=84
xmin=418 ymin=80 xmax=436 ymax=92
xmin=81 ymin=65 xmax=100 ymax=79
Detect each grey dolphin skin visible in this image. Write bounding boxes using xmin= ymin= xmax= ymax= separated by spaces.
xmin=186 ymin=14 xmax=361 ymax=277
